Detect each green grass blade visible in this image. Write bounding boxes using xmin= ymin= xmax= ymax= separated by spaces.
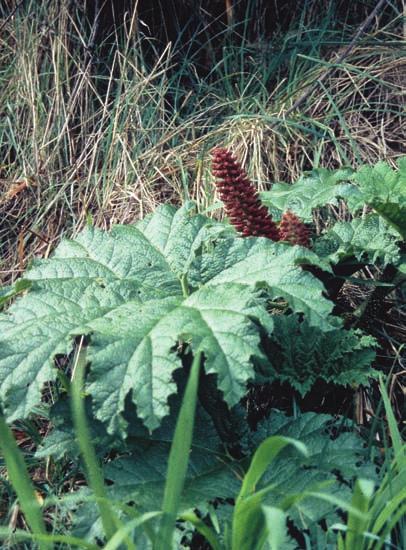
xmin=155 ymin=350 xmax=203 ymax=550
xmin=0 ymin=527 xmax=99 ymax=549
xmin=0 ymin=414 xmax=51 ymax=550
xmin=262 ymin=506 xmax=288 ymax=550
xmin=370 ymin=503 xmax=406 ymax=550
xmin=332 ymin=525 xmax=384 ymax=547
xmin=368 ymin=468 xmax=406 ymax=527
xmin=337 ymin=531 xmax=345 ymax=550
xmin=237 ymin=436 xmax=308 ymax=501
xmin=232 ymin=492 xmax=266 ymax=550
xmin=370 ymin=488 xmax=406 ymax=543
xmin=104 ymin=512 xmax=161 ymax=550
xmin=232 ymin=436 xmax=308 ymax=550
xmin=70 ymin=341 xmax=118 ymax=542
xmin=180 ymin=511 xmax=223 ymax=550
xmin=379 ymin=375 xmax=404 ymax=463
xmin=345 ymin=478 xmax=374 ymax=550
xmin=281 ymin=490 xmax=367 ymax=520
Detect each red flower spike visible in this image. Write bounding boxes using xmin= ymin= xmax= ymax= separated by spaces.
xmin=279 ymin=210 xmax=311 ymax=247
xmin=211 ymin=148 xmax=280 ymax=241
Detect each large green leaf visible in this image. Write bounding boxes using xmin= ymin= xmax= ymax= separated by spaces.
xmin=135 ymin=201 xmax=220 ymax=276
xmin=313 ymin=214 xmax=400 ymax=266
xmin=260 ymin=168 xmax=356 ymax=222
xmin=87 ymin=283 xmax=263 ymax=432
xmin=190 ymin=238 xmax=334 ymax=330
xmin=243 ymin=412 xmax=376 ymax=530
xmin=0 ymin=277 xmax=262 ymax=433
xmin=0 ymin=202 xmax=336 ymax=432
xmin=0 ymin=220 xmax=183 ymax=424
xmin=0 ymin=203 xmax=203 ymax=426
xmin=103 ymin=404 xmax=240 ymax=512
xmin=68 ymin=412 xmax=373 ymax=547
xmin=104 ymin=445 xmax=239 ymax=513
xmin=349 ymin=157 xmax=406 ymax=239
xmin=62 ymin=406 xmax=238 ymax=546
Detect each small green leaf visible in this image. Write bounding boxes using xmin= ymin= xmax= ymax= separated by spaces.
xmin=0 ymin=279 xmax=31 ymax=309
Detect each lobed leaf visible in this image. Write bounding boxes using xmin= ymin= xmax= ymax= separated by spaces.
xmin=0 ymin=202 xmax=338 ymax=432
xmin=260 ymin=315 xmax=377 ymax=395
xmin=313 ymin=215 xmax=400 ymax=266
xmin=191 ymin=238 xmax=334 ymax=330
xmin=260 ymin=167 xmax=356 ymax=222
xmin=349 ymin=157 xmax=406 ymax=239
xmin=135 ymin=201 xmax=220 ymax=276
xmin=243 ymin=411 xmax=376 ymax=530
xmin=87 ymin=284 xmax=263 ymax=432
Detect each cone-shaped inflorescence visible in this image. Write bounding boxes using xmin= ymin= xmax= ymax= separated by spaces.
xmin=211 ymin=147 xmax=280 ymax=240
xmin=279 ymin=210 xmax=311 ymax=247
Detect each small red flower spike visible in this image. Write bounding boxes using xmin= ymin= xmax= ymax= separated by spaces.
xmin=211 ymin=147 xmax=280 ymax=241
xmin=279 ymin=210 xmax=311 ymax=247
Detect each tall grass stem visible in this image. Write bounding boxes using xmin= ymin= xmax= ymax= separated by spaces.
xmin=0 ymin=414 xmax=51 ymax=550
xmin=70 ymin=338 xmax=118 ymax=542
xmin=156 ymin=350 xmax=203 ymax=550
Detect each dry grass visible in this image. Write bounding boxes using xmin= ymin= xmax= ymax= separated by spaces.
xmin=0 ymin=2 xmax=405 ymax=284
xmin=220 ymin=43 xmax=406 ymax=181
